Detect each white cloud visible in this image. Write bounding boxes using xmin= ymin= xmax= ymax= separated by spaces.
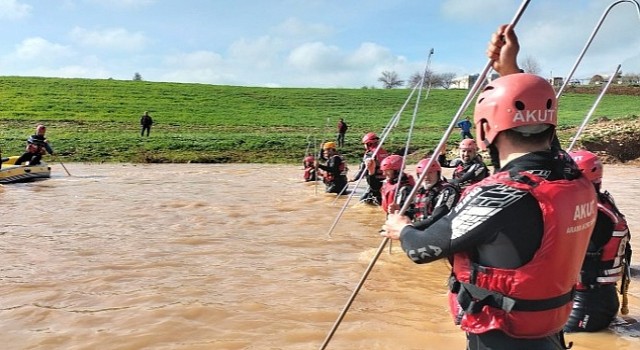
xmin=165 ymin=50 xmax=224 ymax=67
xmin=273 ymin=17 xmax=334 ymax=39
xmin=347 ymin=43 xmax=397 ymax=67
xmin=440 ymin=0 xmax=514 ymax=22
xmin=0 ymin=0 xmax=31 ymax=20
xmin=228 ymin=36 xmax=283 ymax=69
xmin=86 ymin=0 xmax=155 ymax=9
xmin=287 ymin=42 xmax=341 ymax=71
xmin=14 ymin=37 xmax=73 ymax=61
xmin=70 ymin=27 xmax=147 ymax=51
xmin=160 ymin=50 xmax=236 ymax=84
xmin=519 ymin=2 xmax=640 ymax=78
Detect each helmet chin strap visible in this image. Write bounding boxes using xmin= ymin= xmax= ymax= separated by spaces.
xmin=488 ymin=143 xmax=501 ymax=173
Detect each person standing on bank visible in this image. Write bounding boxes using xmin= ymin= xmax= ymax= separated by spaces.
xmin=457 ymin=116 xmax=473 ymax=139
xmin=140 ymin=111 xmax=153 ymax=137
xmin=381 ymin=24 xmax=597 ymax=349
xmin=336 ymin=118 xmax=348 ymax=148
xmin=564 ymin=150 xmax=632 ymax=333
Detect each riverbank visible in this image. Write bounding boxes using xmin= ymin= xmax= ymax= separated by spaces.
xmin=1 ymin=76 xmax=638 ymax=164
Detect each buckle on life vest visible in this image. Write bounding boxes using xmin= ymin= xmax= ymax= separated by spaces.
xmin=453 ymin=279 xmax=574 ymax=314
xmin=456 ymin=282 xmax=517 ymax=313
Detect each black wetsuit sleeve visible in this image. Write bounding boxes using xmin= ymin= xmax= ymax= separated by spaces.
xmin=366 ymin=172 xmax=383 ymax=192
xmin=454 ymin=163 xmax=488 ymax=187
xmin=441 ymin=158 xmax=460 ymax=168
xmin=399 ymin=183 xmax=543 ymax=268
xmin=318 ymin=156 xmax=342 ymax=177
xmin=590 ymin=211 xmax=615 ymax=249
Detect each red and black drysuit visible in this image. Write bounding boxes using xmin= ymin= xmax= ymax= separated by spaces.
xmin=302 ymin=157 xmax=316 ymax=182
xmin=377 ymin=172 xmax=415 ymax=215
xmin=564 ymin=189 xmax=632 ymax=332
xmin=396 ymin=151 xmax=597 ymax=350
xmin=317 ymin=154 xmax=348 ymax=194
xmin=411 ymin=179 xmax=461 ymax=230
xmin=352 ymin=148 xmax=389 ymax=205
xmin=441 ymin=154 xmax=489 ymax=190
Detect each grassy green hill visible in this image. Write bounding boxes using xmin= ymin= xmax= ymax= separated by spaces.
xmin=0 ymin=76 xmax=638 ymax=164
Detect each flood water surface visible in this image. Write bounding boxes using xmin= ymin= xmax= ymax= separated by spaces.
xmin=0 ymin=163 xmax=638 ymax=349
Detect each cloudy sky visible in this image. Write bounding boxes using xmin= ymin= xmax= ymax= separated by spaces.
xmin=1 ymin=0 xmax=639 ymax=88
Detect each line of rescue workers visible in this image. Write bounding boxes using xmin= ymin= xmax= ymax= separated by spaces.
xmin=310 ymin=22 xmax=633 ymax=350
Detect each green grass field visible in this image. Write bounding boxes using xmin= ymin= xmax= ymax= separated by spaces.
xmin=0 ymin=76 xmax=638 ymax=164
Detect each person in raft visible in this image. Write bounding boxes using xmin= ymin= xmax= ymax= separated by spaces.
xmin=15 ymin=124 xmax=54 ymax=165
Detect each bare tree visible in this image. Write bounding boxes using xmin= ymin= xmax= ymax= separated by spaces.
xmin=436 ymin=72 xmax=457 ymax=89
xmin=407 ymin=68 xmax=436 ymax=88
xmin=378 ymin=71 xmax=404 ymax=89
xmin=621 ymin=73 xmax=640 ymax=85
xmin=520 ymin=55 xmax=541 ymax=75
xmin=589 ymin=75 xmax=605 ymax=85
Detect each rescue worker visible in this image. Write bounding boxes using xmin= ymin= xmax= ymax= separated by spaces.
xmin=350 ymin=132 xmax=389 ymax=205
xmin=564 ymin=150 xmax=632 ymax=333
xmin=302 ymin=154 xmax=316 ymax=182
xmin=316 ymin=141 xmax=348 ymax=194
xmin=411 ymin=157 xmax=460 ymax=230
xmin=366 ymin=154 xmax=414 ymax=215
xmin=15 ymin=124 xmax=54 ymax=165
xmin=440 ymin=138 xmax=489 ymax=191
xmin=381 ymin=24 xmax=598 ymax=349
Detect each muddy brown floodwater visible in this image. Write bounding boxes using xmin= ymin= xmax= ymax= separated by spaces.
xmin=0 ymin=163 xmax=638 ymax=349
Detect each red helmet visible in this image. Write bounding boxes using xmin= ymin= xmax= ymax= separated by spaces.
xmin=380 ymin=154 xmax=404 ymax=171
xmin=362 ymin=132 xmax=379 ymax=144
xmin=416 ymin=157 xmax=441 ymax=176
xmin=459 ymin=139 xmax=477 ymax=151
xmin=569 ymin=150 xmax=603 ymax=184
xmin=304 ymin=155 xmax=314 ymax=163
xmin=473 ymin=73 xmax=557 ymax=150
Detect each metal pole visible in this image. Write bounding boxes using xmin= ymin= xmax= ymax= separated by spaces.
xmin=325 ymin=87 xmax=416 ymax=236
xmin=318 ymin=1 xmax=531 ymax=348
xmin=396 ymin=48 xmax=435 ymax=194
xmin=556 ymin=0 xmax=640 ymax=99
xmin=566 ymin=64 xmax=621 ymax=152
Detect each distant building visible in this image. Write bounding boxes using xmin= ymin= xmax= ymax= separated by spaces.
xmin=551 ymin=77 xmax=564 ymax=87
xmin=451 ymin=73 xmax=500 ymax=89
